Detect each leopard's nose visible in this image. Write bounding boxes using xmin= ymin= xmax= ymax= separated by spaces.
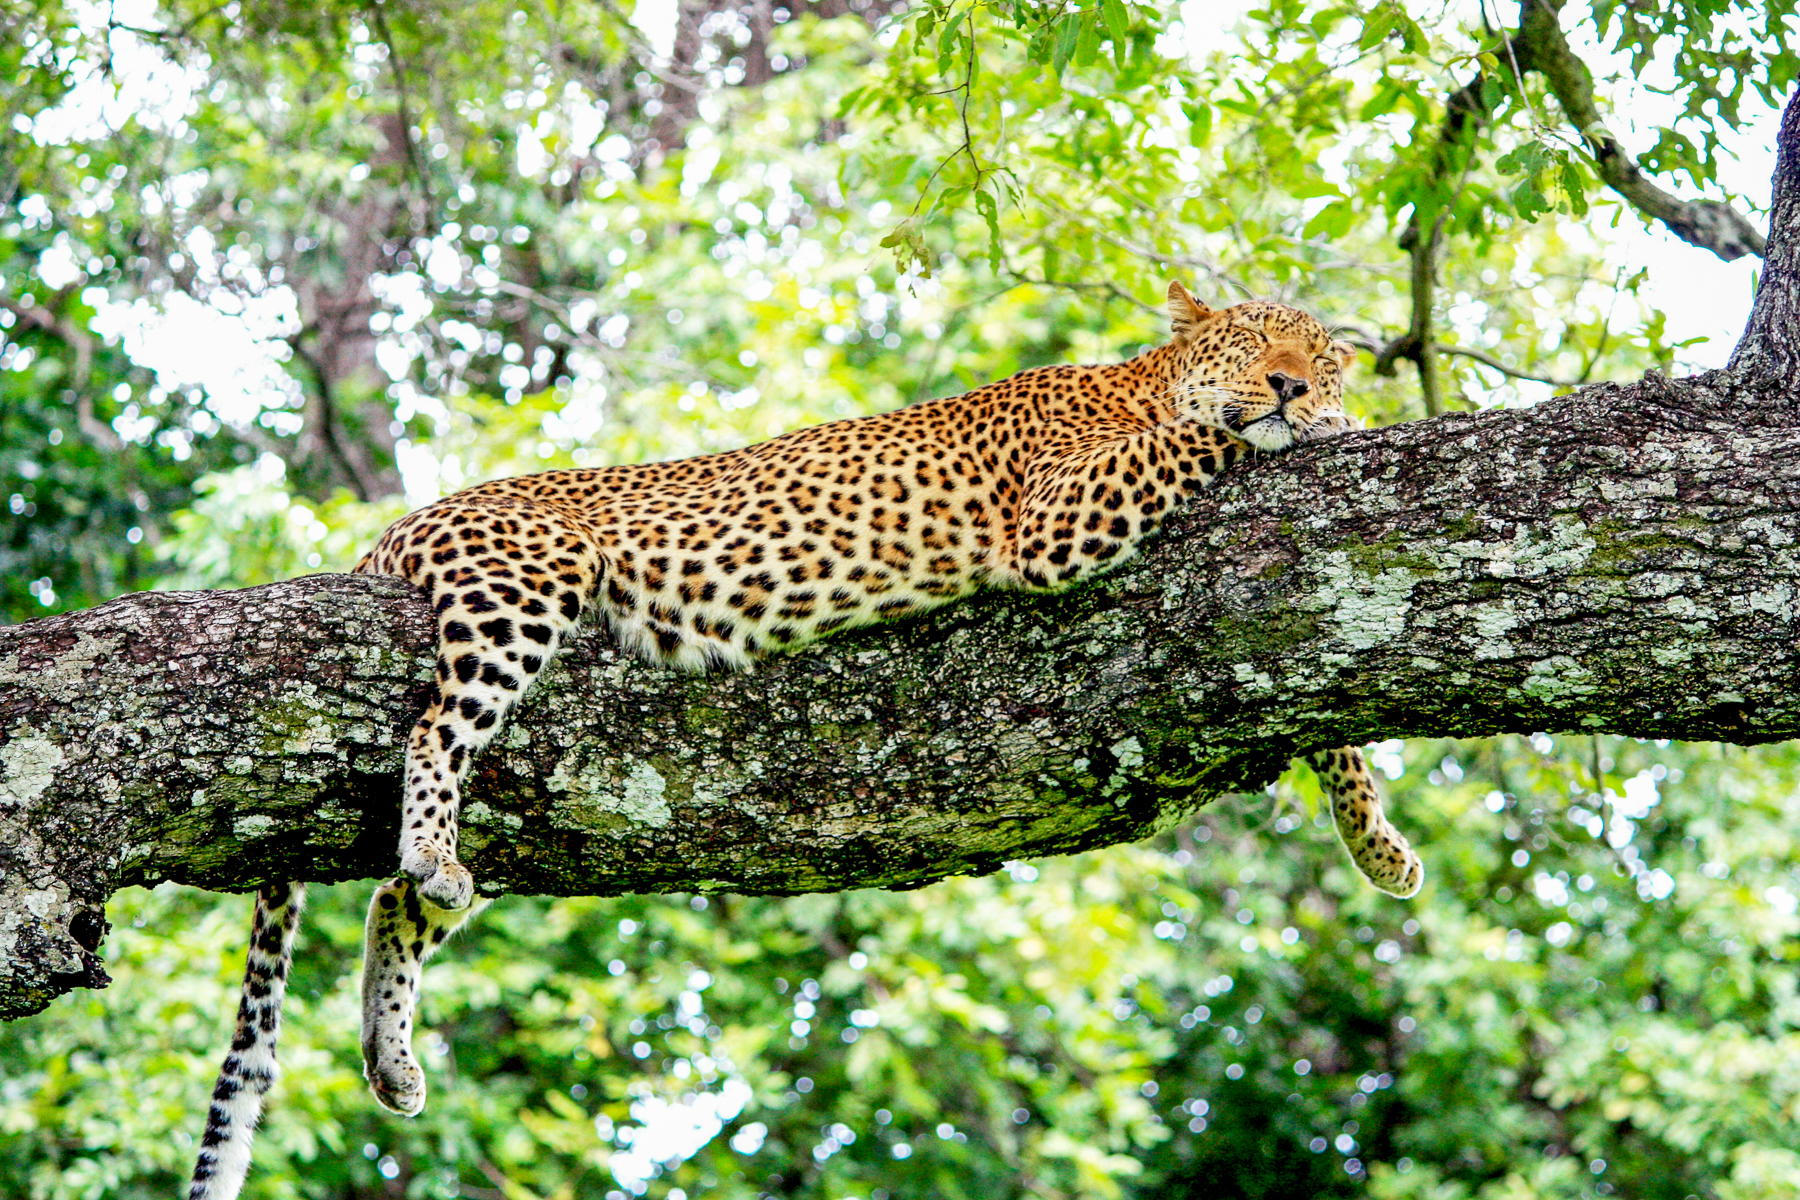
xmin=1267 ymin=372 xmax=1310 ymax=403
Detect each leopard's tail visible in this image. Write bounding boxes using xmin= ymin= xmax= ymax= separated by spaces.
xmin=188 ymin=882 xmax=307 ymax=1200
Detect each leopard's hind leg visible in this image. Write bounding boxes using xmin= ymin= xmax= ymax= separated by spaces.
xmin=361 ymin=496 xmax=602 ymax=910
xmin=1308 ymin=747 xmax=1423 ymax=898
xmin=356 ymin=495 xmax=602 ymax=1113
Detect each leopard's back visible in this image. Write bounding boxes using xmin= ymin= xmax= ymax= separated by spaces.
xmin=361 ymin=357 xmax=1175 ymax=672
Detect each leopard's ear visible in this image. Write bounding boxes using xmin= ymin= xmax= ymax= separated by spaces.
xmin=1332 ymin=339 xmax=1358 ymax=370
xmin=1166 ymin=281 xmax=1215 ymax=340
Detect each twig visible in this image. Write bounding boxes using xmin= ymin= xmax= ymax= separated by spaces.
xmin=1435 ymin=343 xmax=1581 ymax=389
xmin=367 ymin=2 xmax=438 ymax=230
xmin=1340 ymin=323 xmax=1584 ymax=390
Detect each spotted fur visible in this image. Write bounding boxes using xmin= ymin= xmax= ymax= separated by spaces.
xmin=188 ymin=883 xmax=304 ymax=1200
xmin=189 ymin=283 xmax=1422 ymax=1195
xmin=1307 ymin=749 xmax=1422 ymax=896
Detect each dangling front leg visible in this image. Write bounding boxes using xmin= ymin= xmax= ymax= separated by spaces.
xmin=397 ymin=694 xmax=482 ymax=912
xmin=397 ymin=624 xmax=551 ymax=912
xmin=360 ymin=878 xmax=489 ymax=1115
xmin=1307 ymin=746 xmax=1423 ymax=898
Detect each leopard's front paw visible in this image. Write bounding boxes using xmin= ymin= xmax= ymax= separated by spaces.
xmin=364 ymin=1042 xmax=426 ymax=1117
xmin=400 ymin=842 xmax=475 ymax=911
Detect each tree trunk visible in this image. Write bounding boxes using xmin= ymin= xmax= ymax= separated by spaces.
xmin=3 ymin=96 xmax=1795 ymax=1023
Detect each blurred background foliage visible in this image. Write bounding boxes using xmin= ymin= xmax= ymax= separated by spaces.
xmin=0 ymin=0 xmax=1796 ymax=1196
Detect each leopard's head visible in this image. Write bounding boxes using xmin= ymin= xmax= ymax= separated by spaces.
xmin=1164 ymin=281 xmax=1359 ymax=452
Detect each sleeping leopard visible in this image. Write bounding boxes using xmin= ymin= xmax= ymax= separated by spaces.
xmin=187 ymin=282 xmax=1422 ymax=1199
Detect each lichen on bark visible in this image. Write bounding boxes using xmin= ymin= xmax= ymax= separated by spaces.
xmin=3 ymin=365 xmax=1800 ymax=1019
xmin=4 ymin=88 xmax=1799 ymax=1024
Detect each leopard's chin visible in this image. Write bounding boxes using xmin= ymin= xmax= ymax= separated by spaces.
xmin=1239 ymin=415 xmax=1297 ymax=452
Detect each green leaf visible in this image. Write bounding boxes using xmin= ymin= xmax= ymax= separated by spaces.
xmin=1560 ymin=160 xmax=1589 ymax=218
xmin=1102 ymin=0 xmax=1130 ymax=68
xmin=1076 ymin=6 xmax=1102 ymax=67
xmin=1394 ymin=11 xmax=1429 ymax=53
xmin=1303 ymin=199 xmax=1354 ymax=239
xmin=1357 ymin=7 xmax=1395 ymax=51
xmin=933 ymin=185 xmax=972 ymax=214
xmin=1511 ymin=181 xmax=1552 ymax=221
xmin=1188 ymin=101 xmax=1213 ymax=146
xmin=1288 ymin=178 xmax=1342 ymax=200
xmin=1360 ymin=77 xmax=1405 ymax=122
xmin=1052 ymin=9 xmax=1081 ymax=74
xmin=938 ymin=8 xmax=967 ymax=79
xmin=975 ymin=188 xmax=1004 ymax=272
xmin=1496 ymin=139 xmax=1551 ymax=177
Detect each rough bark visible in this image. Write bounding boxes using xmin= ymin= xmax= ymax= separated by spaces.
xmin=3 ymin=355 xmax=1800 ymax=1018
xmin=1731 ymin=88 xmax=1800 ymax=386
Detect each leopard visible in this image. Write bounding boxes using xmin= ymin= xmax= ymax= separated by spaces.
xmin=187 ymin=282 xmax=1422 ymax=1200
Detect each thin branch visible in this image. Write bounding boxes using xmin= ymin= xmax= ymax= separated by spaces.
xmin=1436 ymin=343 xmax=1581 ymax=389
xmin=367 ymin=2 xmax=438 ymax=231
xmin=1484 ymin=0 xmax=1539 ymax=125
xmin=0 ymin=295 xmax=123 ymax=452
xmin=1338 ymin=323 xmax=1585 ymax=389
xmin=1002 ymin=273 xmax=1161 ymax=315
xmin=914 ymin=6 xmax=989 ymax=206
xmin=285 ymin=332 xmax=379 ymax=501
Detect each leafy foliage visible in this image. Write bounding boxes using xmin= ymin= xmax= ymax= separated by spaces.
xmin=5 ymin=0 xmax=1780 ymax=618
xmin=8 ymin=738 xmax=1800 ymax=1198
xmin=0 ymin=0 xmax=1796 ymax=1197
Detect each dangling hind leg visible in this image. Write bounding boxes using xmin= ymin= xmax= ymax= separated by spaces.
xmin=357 ymin=495 xmax=601 ymax=1113
xmin=1307 ymin=746 xmax=1423 ymax=898
xmin=360 ymin=877 xmax=489 ymax=1115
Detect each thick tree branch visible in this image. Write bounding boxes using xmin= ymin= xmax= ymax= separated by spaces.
xmin=1730 ymin=90 xmax=1800 ymax=386
xmin=5 ymin=361 xmax=1800 ymax=1018
xmin=1373 ymin=19 xmax=1775 ymax=408
xmin=1373 ymin=30 xmax=1503 ymax=408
